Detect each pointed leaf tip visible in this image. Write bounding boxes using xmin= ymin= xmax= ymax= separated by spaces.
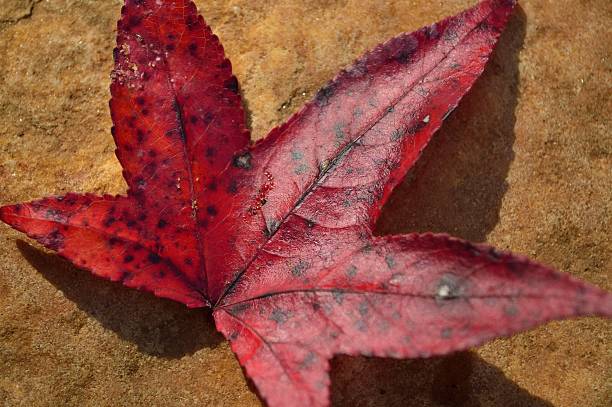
xmin=203 ymin=0 xmax=521 ymax=303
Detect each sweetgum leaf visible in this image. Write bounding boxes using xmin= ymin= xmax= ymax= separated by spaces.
xmin=1 ymin=1 xmax=611 ymax=406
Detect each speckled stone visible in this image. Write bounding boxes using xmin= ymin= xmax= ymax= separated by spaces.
xmin=0 ymin=1 xmax=610 ymax=406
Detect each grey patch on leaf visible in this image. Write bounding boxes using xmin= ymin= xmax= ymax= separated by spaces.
xmin=291 ymin=260 xmax=309 ymax=277
xmin=299 ymin=352 xmax=317 ymax=370
xmin=232 ymin=152 xmax=252 ymax=169
xmin=332 ymin=289 xmax=345 ymax=305
xmin=504 ymin=304 xmax=519 ymax=317
xmin=346 ymin=265 xmax=357 ymax=278
xmin=291 ymin=150 xmax=304 ymax=160
xmin=269 ymin=309 xmax=290 ymax=325
xmin=441 ymin=327 xmax=453 ymax=339
xmin=294 ymin=163 xmax=309 ymax=175
xmin=354 ymin=319 xmax=367 ymax=332
xmin=358 ymin=301 xmax=369 ymax=316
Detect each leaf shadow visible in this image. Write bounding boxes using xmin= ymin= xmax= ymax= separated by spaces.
xmin=332 ymin=7 xmax=544 ymax=407
xmin=331 ymin=352 xmax=553 ymax=407
xmin=16 ymin=240 xmax=224 ymax=359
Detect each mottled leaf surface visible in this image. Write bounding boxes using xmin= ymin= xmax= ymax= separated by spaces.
xmin=2 ymin=0 xmax=250 ymax=307
xmin=1 ymin=1 xmax=611 ymax=407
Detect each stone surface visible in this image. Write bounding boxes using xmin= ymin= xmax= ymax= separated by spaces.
xmin=0 ymin=0 xmax=610 ymax=406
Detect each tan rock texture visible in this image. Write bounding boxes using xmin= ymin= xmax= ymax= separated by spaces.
xmin=0 ymin=0 xmax=610 ymax=406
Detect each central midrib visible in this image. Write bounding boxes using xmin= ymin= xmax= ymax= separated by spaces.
xmin=214 ymin=9 xmax=497 ymax=307
xmin=153 ymin=19 xmax=209 ymax=299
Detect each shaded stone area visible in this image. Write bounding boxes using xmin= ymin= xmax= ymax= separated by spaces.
xmin=0 ymin=1 xmax=610 ymax=406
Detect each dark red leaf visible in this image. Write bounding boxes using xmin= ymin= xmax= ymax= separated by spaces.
xmin=1 ymin=1 xmax=610 ymax=407
xmin=1 ymin=0 xmax=251 ymax=307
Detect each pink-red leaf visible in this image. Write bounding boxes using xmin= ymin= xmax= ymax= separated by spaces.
xmin=215 ymin=233 xmax=611 ymax=406
xmin=204 ymin=0 xmax=518 ymax=302
xmin=1 ymin=1 xmax=611 ymax=407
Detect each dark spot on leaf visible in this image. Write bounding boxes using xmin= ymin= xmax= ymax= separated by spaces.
xmin=224 ymin=76 xmax=239 ymax=94
xmin=218 ymin=59 xmax=230 ymax=70
xmin=206 ymin=147 xmax=215 ymax=157
xmin=147 ymin=252 xmax=161 ymax=264
xmin=361 ymin=243 xmax=372 ymax=253
xmin=393 ymin=38 xmax=418 ymax=64
xmin=42 ymin=230 xmax=64 ymax=251
xmin=390 ymin=128 xmax=404 ymax=141
xmin=346 ymin=265 xmax=357 ymax=278
xmin=424 ymin=24 xmax=440 ymax=40
xmin=126 ymin=219 xmax=137 ymax=228
xmin=128 ymin=15 xmax=142 ymax=28
xmin=232 ymin=152 xmax=252 ymax=169
xmin=202 ymin=111 xmax=214 ymax=124
xmin=157 ymin=219 xmax=168 ymax=228
xmin=104 ymin=217 xmax=116 ymax=227
xmin=136 ymin=129 xmax=145 ymax=143
xmin=231 ymin=303 xmax=250 ymax=315
xmin=315 ymin=83 xmax=335 ymax=107
xmin=135 ymin=96 xmax=145 ymax=105
xmin=123 ymin=254 xmax=134 ymax=263
xmin=185 ymin=15 xmax=197 ymax=29
xmin=443 ymin=30 xmax=459 ymax=43
xmin=206 ymin=205 xmax=218 ymax=216
xmin=227 ymin=179 xmax=239 ymax=194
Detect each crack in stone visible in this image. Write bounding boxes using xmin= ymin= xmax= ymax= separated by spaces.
xmin=0 ymin=0 xmax=41 ymax=25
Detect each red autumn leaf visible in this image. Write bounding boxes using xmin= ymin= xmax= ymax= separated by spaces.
xmin=1 ymin=0 xmax=610 ymax=406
